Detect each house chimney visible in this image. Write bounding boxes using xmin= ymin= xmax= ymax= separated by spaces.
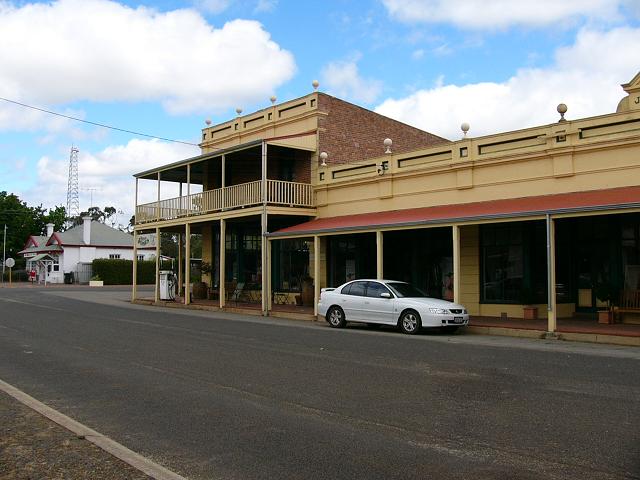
xmin=82 ymin=216 xmax=92 ymax=245
xmin=46 ymin=223 xmax=54 ymax=237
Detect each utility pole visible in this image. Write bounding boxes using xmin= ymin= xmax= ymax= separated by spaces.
xmin=2 ymin=224 xmax=6 ymax=285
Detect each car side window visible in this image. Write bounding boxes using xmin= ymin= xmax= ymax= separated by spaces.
xmin=366 ymin=281 xmax=391 ymax=298
xmin=347 ymin=281 xmax=367 ymax=296
xmin=340 ymin=283 xmax=352 ymax=295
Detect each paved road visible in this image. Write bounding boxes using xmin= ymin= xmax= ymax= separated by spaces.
xmin=1 ymin=286 xmax=639 ymax=479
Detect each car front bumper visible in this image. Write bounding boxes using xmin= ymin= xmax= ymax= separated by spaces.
xmin=422 ymin=314 xmax=469 ymax=328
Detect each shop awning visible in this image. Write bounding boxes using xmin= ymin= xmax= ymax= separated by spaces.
xmin=269 ymin=185 xmax=640 ymax=237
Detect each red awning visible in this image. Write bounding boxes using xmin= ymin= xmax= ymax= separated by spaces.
xmin=270 ymin=186 xmax=640 ymax=237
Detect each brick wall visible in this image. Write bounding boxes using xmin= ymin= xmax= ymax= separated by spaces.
xmin=265 ymin=146 xmax=310 ymax=183
xmin=317 ymin=93 xmax=449 ymax=166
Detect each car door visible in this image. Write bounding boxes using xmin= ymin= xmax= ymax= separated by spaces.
xmin=340 ymin=281 xmax=367 ymax=321
xmin=363 ymin=281 xmax=396 ymax=324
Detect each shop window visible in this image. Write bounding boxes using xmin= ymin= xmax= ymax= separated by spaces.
xmin=481 ymin=224 xmax=524 ymax=303
xmin=481 ymin=222 xmax=548 ymax=304
xmin=327 ymin=234 xmax=376 ymax=286
xmin=622 ymin=215 xmax=640 ymax=289
xmin=273 ymin=239 xmax=309 ymax=292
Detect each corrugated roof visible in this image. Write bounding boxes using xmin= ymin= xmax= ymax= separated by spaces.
xmin=54 ymin=221 xmax=134 ymax=247
xmin=270 ymin=186 xmax=640 ymax=237
xmin=19 ymin=245 xmax=63 ymax=255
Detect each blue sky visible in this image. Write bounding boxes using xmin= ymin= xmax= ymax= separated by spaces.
xmin=1 ymin=0 xmax=639 ymax=228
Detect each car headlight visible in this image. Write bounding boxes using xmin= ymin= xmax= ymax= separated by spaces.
xmin=429 ymin=308 xmax=449 ymax=314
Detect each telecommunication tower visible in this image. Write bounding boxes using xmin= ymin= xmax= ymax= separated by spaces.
xmin=66 ymin=146 xmax=80 ymax=220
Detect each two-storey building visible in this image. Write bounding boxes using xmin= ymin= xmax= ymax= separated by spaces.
xmin=133 ymin=72 xmax=640 ymax=335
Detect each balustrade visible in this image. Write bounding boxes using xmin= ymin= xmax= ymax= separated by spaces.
xmin=135 ymin=179 xmax=314 ymax=224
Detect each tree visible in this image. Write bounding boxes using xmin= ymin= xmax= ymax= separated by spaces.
xmin=0 ymin=192 xmax=66 ymax=263
xmin=70 ymin=206 xmax=117 ymax=226
xmin=43 ymin=205 xmax=67 ymax=232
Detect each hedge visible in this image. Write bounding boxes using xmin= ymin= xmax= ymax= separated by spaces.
xmin=92 ymin=259 xmax=162 ymax=285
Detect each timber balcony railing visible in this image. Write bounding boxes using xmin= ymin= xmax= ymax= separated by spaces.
xmin=135 ymin=179 xmax=315 ymax=224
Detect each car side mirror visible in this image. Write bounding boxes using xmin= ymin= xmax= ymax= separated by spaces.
xmin=380 ymin=292 xmax=392 ymax=299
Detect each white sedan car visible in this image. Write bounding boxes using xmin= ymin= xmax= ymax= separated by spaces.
xmin=317 ymin=279 xmax=469 ymax=334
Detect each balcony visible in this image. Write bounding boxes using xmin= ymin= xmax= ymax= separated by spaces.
xmin=136 ymin=179 xmax=314 ymax=224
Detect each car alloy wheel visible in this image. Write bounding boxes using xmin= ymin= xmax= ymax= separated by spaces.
xmin=327 ymin=306 xmax=346 ymax=328
xmin=399 ymin=310 xmax=421 ymax=334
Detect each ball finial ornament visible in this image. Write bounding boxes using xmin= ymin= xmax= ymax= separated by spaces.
xmin=557 ymin=103 xmax=568 ymax=122
xmin=383 ymin=138 xmax=392 ymax=154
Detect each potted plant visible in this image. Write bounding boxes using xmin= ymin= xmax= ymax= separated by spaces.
xmin=89 ymin=275 xmax=103 ymax=287
xmin=192 ymin=281 xmax=208 ymax=299
xmin=193 ymin=261 xmax=211 ymax=300
xmin=300 ymin=275 xmax=314 ymax=306
xmin=595 ymin=280 xmax=618 ymax=324
xmin=520 ymin=287 xmax=538 ymax=320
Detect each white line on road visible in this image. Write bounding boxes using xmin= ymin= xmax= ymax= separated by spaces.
xmin=0 ymin=378 xmax=189 ymax=480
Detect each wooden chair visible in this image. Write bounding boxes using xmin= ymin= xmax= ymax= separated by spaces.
xmin=616 ymin=289 xmax=640 ymax=322
xmin=229 ymin=282 xmax=245 ymax=304
xmin=224 ymin=280 xmax=237 ymax=301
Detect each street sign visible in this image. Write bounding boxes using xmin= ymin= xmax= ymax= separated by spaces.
xmin=4 ymin=258 xmax=14 ymax=268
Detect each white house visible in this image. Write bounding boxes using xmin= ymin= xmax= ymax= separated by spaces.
xmin=20 ymin=217 xmax=155 ymax=284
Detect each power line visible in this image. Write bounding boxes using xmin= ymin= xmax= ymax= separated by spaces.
xmin=0 ymin=96 xmax=199 ymax=146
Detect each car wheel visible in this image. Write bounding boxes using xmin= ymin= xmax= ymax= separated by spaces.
xmin=398 ymin=310 xmax=421 ymax=334
xmin=441 ymin=326 xmax=459 ymax=333
xmin=327 ymin=306 xmax=346 ymax=328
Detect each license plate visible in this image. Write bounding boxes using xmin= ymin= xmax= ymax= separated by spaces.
xmin=453 ymin=317 xmax=464 ymax=324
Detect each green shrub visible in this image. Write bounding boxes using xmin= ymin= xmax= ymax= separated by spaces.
xmin=91 ymin=259 xmax=158 ymax=285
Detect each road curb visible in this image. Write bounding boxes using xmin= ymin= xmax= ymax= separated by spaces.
xmin=0 ymin=379 xmax=188 ymax=480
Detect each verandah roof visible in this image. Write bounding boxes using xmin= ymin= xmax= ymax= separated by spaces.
xmin=269 ymin=186 xmax=640 ymax=238
xmin=28 ymin=254 xmax=56 ymax=262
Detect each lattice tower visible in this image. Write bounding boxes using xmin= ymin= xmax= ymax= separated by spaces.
xmin=66 ymin=146 xmax=80 ymax=219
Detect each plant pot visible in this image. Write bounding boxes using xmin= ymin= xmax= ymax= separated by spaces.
xmin=522 ymin=305 xmax=538 ymax=320
xmin=89 ymin=280 xmax=103 ymax=287
xmin=192 ymin=281 xmax=208 ymax=300
xmin=301 ymin=280 xmax=314 ymax=306
xmin=598 ymin=310 xmax=614 ymax=324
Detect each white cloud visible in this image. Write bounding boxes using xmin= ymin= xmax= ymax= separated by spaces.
xmin=194 ymin=0 xmax=232 ymax=14
xmin=0 ymin=0 xmax=295 ymax=116
xmin=27 ymin=139 xmax=200 ymax=223
xmin=254 ymin=0 xmax=278 ymax=13
xmin=375 ymin=27 xmax=640 ymax=140
xmin=320 ymin=58 xmax=383 ymax=104
xmin=382 ymin=0 xmax=625 ymax=29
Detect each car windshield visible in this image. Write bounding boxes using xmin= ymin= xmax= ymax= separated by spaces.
xmin=386 ymin=282 xmax=428 ymax=298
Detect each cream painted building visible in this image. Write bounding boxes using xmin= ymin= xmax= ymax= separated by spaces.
xmin=132 ymin=72 xmax=640 ymax=332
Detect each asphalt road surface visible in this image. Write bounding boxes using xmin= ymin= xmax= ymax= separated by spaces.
xmin=1 ymin=286 xmax=639 ymax=479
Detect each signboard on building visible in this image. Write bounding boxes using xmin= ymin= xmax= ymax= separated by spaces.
xmin=137 ymin=233 xmax=157 ymax=248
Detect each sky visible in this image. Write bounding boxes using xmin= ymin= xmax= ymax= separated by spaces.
xmin=1 ymin=0 xmax=639 ymax=229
